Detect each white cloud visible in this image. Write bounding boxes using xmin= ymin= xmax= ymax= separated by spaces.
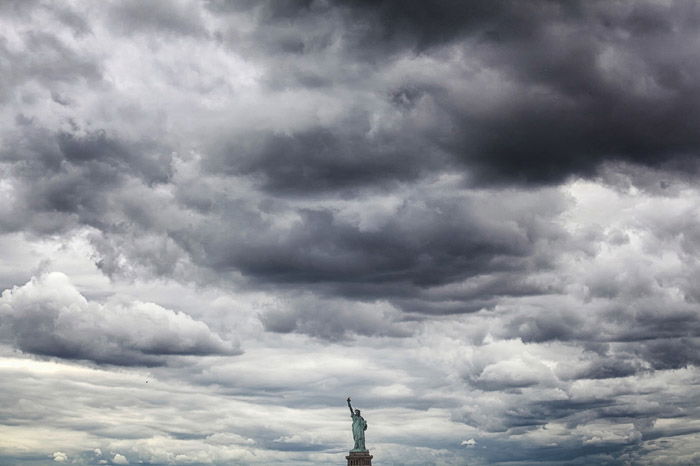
xmin=461 ymin=438 xmax=477 ymax=447
xmin=112 ymin=453 xmax=128 ymax=464
xmin=0 ymin=272 xmax=239 ymax=365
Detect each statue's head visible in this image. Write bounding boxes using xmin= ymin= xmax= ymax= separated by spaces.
xmin=355 ymin=409 xmax=361 ymax=415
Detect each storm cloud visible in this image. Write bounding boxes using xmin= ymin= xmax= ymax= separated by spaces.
xmin=1 ymin=1 xmax=699 ymax=465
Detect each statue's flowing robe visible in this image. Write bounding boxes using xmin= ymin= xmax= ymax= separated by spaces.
xmin=351 ymin=414 xmax=367 ymax=451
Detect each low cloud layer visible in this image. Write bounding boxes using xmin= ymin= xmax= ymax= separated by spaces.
xmin=0 ymin=272 xmax=238 ymax=365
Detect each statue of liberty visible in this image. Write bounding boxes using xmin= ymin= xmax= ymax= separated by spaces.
xmin=347 ymin=397 xmax=368 ymax=452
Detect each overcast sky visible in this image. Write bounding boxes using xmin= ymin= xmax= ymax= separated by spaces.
xmin=1 ymin=1 xmax=700 ymax=465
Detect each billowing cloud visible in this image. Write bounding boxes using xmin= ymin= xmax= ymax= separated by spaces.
xmin=111 ymin=453 xmax=128 ymax=465
xmin=0 ymin=272 xmax=239 ymax=365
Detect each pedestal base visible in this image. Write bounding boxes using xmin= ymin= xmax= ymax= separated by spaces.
xmin=346 ymin=450 xmax=372 ymax=466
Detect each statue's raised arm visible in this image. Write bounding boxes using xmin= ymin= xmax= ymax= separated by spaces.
xmin=347 ymin=397 xmax=354 ymax=416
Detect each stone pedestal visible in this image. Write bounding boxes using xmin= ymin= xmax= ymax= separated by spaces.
xmin=346 ymin=450 xmax=372 ymax=466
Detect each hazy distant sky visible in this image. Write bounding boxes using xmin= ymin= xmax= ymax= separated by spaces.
xmin=1 ymin=1 xmax=700 ymax=465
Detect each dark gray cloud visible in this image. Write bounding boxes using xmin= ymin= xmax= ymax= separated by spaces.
xmin=1 ymin=124 xmax=172 ymax=234
xmin=107 ymin=0 xmax=207 ymax=37
xmin=210 ymin=0 xmax=535 ymax=56
xmin=204 ymin=0 xmax=700 ymax=187
xmin=434 ymin=0 xmax=700 ymax=185
xmin=494 ymin=293 xmax=700 ymax=381
xmin=334 ymin=0 xmax=548 ymax=54
xmin=45 ymin=3 xmax=92 ymax=36
xmin=260 ymin=295 xmax=412 ymax=340
xmin=0 ymin=30 xmax=101 ymax=102
xmin=207 ymin=124 xmax=441 ymax=193
xmin=88 ymin=183 xmax=568 ymax=320
xmin=56 ymin=130 xmax=173 ymax=184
